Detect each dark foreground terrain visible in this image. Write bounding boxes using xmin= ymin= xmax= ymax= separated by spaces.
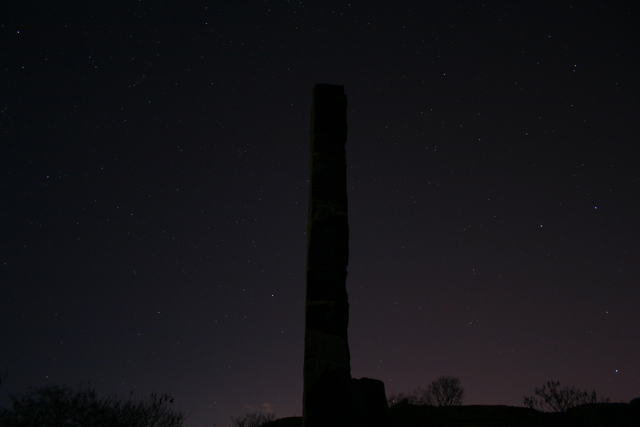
xmin=263 ymin=402 xmax=640 ymax=427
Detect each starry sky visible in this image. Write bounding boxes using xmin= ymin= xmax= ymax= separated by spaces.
xmin=1 ymin=1 xmax=639 ymax=426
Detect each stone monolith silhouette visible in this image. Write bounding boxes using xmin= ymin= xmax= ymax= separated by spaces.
xmin=303 ymin=83 xmax=351 ymax=427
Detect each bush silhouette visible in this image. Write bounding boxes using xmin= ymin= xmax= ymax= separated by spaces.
xmin=422 ymin=375 xmax=465 ymax=406
xmin=387 ymin=390 xmax=419 ymax=406
xmin=523 ymin=380 xmax=610 ymax=412
xmin=0 ymin=384 xmax=185 ymax=427
xmin=230 ymin=410 xmax=276 ymax=427
xmin=388 ymin=375 xmax=465 ymax=407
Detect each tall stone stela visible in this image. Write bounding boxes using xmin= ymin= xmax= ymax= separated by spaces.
xmin=303 ymin=84 xmax=351 ymax=427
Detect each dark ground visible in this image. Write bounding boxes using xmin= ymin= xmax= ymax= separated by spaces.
xmin=263 ymin=402 xmax=640 ymax=427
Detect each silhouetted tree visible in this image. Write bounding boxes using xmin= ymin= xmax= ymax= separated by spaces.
xmin=230 ymin=411 xmax=276 ymax=427
xmin=0 ymin=384 xmax=185 ymax=427
xmin=388 ymin=376 xmax=465 ymax=407
xmin=422 ymin=375 xmax=465 ymax=406
xmin=523 ymin=380 xmax=609 ymax=412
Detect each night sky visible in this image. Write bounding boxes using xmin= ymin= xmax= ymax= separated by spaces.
xmin=2 ymin=1 xmax=639 ymax=426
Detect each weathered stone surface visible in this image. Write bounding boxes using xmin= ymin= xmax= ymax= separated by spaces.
xmin=304 ymin=330 xmax=350 ymax=366
xmin=303 ymin=83 xmax=350 ymax=427
xmin=350 ymin=377 xmax=390 ymax=427
xmin=305 ymin=301 xmax=349 ymax=338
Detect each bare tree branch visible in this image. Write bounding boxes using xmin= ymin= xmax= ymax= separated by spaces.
xmin=523 ymin=380 xmax=609 ymax=412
